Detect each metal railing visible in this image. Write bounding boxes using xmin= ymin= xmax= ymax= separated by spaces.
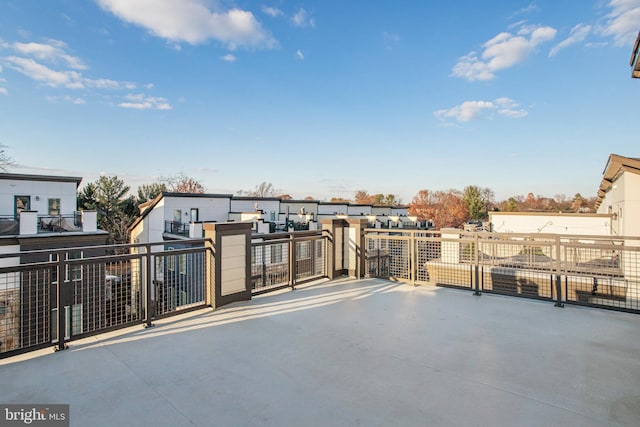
xmin=365 ymin=230 xmax=640 ymax=313
xmin=251 ymin=231 xmax=328 ymax=295
xmin=0 ymin=239 xmax=211 ymax=358
xmin=38 ymin=213 xmax=82 ymax=233
xmin=164 ymin=220 xmax=190 ymax=236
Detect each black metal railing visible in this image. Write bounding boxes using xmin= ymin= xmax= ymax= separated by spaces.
xmin=38 ymin=214 xmax=82 ymax=233
xmin=164 ymin=220 xmax=190 ymax=237
xmin=251 ymin=231 xmax=328 ymax=295
xmin=0 ymin=239 xmax=211 ymax=359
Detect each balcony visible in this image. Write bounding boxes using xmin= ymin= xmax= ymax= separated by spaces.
xmin=0 ymin=211 xmax=97 ymax=236
xmin=1 ymin=223 xmax=640 ymax=426
xmin=1 ymin=277 xmax=639 ymax=426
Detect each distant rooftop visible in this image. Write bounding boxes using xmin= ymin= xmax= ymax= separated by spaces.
xmin=0 ymin=172 xmax=82 ymax=186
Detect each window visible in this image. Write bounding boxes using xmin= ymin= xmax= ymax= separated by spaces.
xmin=50 ymin=250 xmax=84 ymax=284
xmin=48 ymin=198 xmax=61 ymax=216
xmin=173 ymin=210 xmax=182 ymax=222
xmin=14 ymin=195 xmax=30 ymax=218
xmin=190 ymin=208 xmax=199 ymax=222
xmin=271 ymin=244 xmax=283 ymax=264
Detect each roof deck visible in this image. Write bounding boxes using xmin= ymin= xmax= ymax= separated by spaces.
xmin=1 ymin=278 xmax=639 ymax=426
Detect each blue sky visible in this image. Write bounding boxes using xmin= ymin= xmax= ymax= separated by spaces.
xmin=0 ymin=0 xmax=638 ymax=203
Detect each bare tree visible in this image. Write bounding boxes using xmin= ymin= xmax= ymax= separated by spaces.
xmin=163 ymin=174 xmax=205 ymax=194
xmin=0 ymin=144 xmax=13 ymax=172
xmin=247 ymin=182 xmax=280 ymax=197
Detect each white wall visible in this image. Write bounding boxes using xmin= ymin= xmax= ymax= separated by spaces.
xmin=391 ymin=207 xmax=409 ymax=216
xmin=318 ymin=203 xmax=348 ymax=215
xmin=596 ymin=171 xmax=640 ymax=237
xmin=230 ymin=199 xmax=280 ymax=215
xmin=489 ymin=212 xmax=612 ymax=236
xmin=0 ymin=178 xmax=78 ymax=216
xmin=372 ymin=206 xmax=392 ymax=216
xmin=347 ymin=205 xmax=372 ymax=216
xmin=280 ymin=201 xmax=319 ymax=215
xmin=163 ymin=196 xmax=231 ymax=224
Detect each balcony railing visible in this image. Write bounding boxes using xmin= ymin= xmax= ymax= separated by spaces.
xmin=38 ymin=213 xmax=82 ymax=233
xmin=165 ymin=220 xmax=189 ymax=236
xmin=0 ymin=239 xmax=211 ymax=358
xmin=364 ymin=230 xmax=640 ymax=313
xmin=2 ymin=224 xmax=639 ymax=361
xmin=0 ymin=216 xmax=19 ymax=235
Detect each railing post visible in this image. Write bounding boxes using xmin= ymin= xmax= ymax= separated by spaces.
xmin=554 ymin=236 xmax=564 ymax=308
xmin=474 ymin=234 xmax=481 ymax=296
xmin=289 ymin=233 xmax=296 ymax=289
xmin=55 ymin=250 xmax=68 ymax=351
xmin=261 ymin=244 xmax=267 ymax=287
xmin=144 ymin=244 xmax=155 ymax=327
xmin=410 ymin=232 xmax=416 ymax=286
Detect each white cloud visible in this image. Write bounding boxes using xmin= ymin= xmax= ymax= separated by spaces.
xmin=295 ymin=49 xmax=304 ymax=60
xmin=97 ymin=0 xmax=278 ymax=49
xmin=12 ymin=40 xmax=87 ymax=70
xmin=292 ymin=8 xmax=315 ymax=28
xmin=601 ymin=0 xmax=640 ymax=45
xmin=46 ymin=95 xmax=86 ymax=104
xmin=434 ymin=97 xmax=528 ymax=122
xmin=0 ymin=87 xmax=7 ymax=95
xmin=549 ymin=24 xmax=592 ymax=57
xmin=452 ymin=24 xmax=557 ymax=81
xmin=119 ymin=93 xmax=172 ymax=110
xmin=2 ymin=56 xmax=139 ymax=90
xmin=3 ymin=56 xmax=84 ymax=88
xmin=262 ymin=6 xmax=282 ymax=17
xmin=220 ymin=53 xmax=237 ymax=62
xmin=513 ymin=2 xmax=539 ymax=17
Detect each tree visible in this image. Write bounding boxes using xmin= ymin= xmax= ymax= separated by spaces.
xmin=329 ymin=197 xmax=351 ymax=203
xmin=463 ymin=185 xmax=485 ymax=220
xmin=381 ymin=194 xmax=402 ymax=206
xmin=409 ymin=189 xmax=468 ymax=229
xmin=246 ymin=182 xmax=278 ymax=197
xmin=554 ymin=194 xmax=572 ymax=211
xmin=78 ymin=176 xmax=133 ymax=246
xmin=354 ymin=190 xmax=371 ymax=204
xmin=571 ymin=193 xmax=585 ymax=211
xmin=137 ymin=182 xmax=167 ymax=203
xmin=77 ymin=182 xmax=98 ymax=211
xmin=354 ymin=190 xmax=400 ymax=206
xmin=499 ymin=197 xmax=519 ymax=212
xmin=164 ymin=174 xmax=205 ymax=194
xmin=0 ymin=144 xmax=13 ymax=172
xmin=304 ymin=196 xmax=315 ymax=200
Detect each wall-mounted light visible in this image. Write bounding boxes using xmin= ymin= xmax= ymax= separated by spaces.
xmin=35 ymin=196 xmax=40 ymax=201
xmin=612 ymin=213 xmax=618 ymax=220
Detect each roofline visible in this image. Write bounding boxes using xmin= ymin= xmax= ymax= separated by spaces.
xmin=595 ymin=153 xmax=640 ymax=208
xmin=129 ymin=192 xmax=410 ymax=232
xmin=0 ymin=172 xmax=83 ymax=187
xmin=489 ymin=211 xmax=611 ymax=219
xmin=164 ymin=192 xmax=234 ymax=199
xmin=232 ymin=196 xmax=282 ymax=202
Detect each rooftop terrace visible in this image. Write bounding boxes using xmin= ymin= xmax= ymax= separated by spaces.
xmin=2 ymin=278 xmax=639 ymax=427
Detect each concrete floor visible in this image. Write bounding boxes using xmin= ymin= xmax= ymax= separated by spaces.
xmin=2 ymin=278 xmax=640 ymax=427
